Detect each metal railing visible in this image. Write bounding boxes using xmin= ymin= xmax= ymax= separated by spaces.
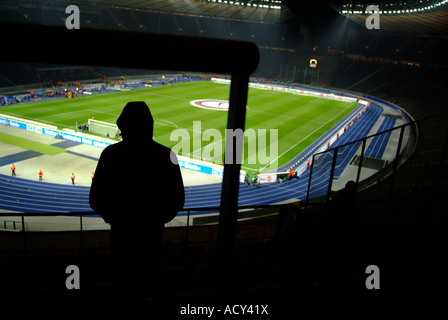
xmin=305 ymin=115 xmax=417 ymax=205
xmin=2 ymin=110 xmax=448 ymax=251
xmin=0 ymin=205 xmax=281 ymax=251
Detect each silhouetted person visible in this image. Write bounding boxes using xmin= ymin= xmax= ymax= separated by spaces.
xmin=89 ymin=101 xmax=185 ymax=300
xmin=276 ymin=201 xmax=301 ymax=238
xmin=329 ymin=180 xmax=357 ymax=234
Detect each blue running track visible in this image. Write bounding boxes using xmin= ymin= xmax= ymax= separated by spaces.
xmin=365 ymin=117 xmax=396 ymax=159
xmin=0 ymin=174 xmax=92 ymax=213
xmin=306 ymin=102 xmax=384 ymax=198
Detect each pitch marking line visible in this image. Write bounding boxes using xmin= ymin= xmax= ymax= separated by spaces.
xmin=259 ymin=102 xmax=357 ymax=171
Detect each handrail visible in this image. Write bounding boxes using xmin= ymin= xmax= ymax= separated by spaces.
xmin=0 ymin=204 xmax=280 ymax=218
xmin=314 ymin=109 xmax=448 ymax=158
xmin=0 ymin=204 xmax=283 ymax=252
xmin=4 ymin=110 xmax=445 ymax=224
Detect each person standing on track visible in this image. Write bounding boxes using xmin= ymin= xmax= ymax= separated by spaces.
xmin=288 ymin=168 xmax=295 ymax=181
xmin=71 ymin=173 xmax=75 ymax=185
xmin=39 ymin=170 xmax=43 ymax=181
xmin=11 ymin=164 xmax=16 ymax=176
xmin=89 ymin=101 xmax=185 ymax=300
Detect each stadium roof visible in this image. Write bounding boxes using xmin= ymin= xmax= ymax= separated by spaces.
xmin=343 ymin=8 xmax=448 ymax=34
xmin=331 ymin=0 xmax=448 ymax=34
xmin=5 ymin=0 xmax=447 ymax=34
xmin=72 ymin=0 xmax=295 ymax=23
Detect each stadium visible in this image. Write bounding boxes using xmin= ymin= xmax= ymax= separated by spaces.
xmin=0 ymin=0 xmax=447 ymax=311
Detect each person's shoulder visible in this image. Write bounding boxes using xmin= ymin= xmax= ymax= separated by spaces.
xmin=150 ymin=141 xmax=179 ymax=164
xmin=101 ymin=141 xmax=124 ymax=156
xmin=151 ymin=140 xmax=172 ymax=153
xmin=106 ymin=141 xmax=124 ymax=150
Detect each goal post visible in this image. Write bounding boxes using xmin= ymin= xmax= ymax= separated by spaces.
xmin=87 ymin=118 xmax=119 ymax=138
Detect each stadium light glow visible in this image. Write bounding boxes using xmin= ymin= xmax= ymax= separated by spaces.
xmin=195 ymin=0 xmax=282 ymax=9
xmin=336 ymin=0 xmax=447 ymax=15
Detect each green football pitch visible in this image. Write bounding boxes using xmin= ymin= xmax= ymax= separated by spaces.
xmin=1 ymin=81 xmax=357 ymax=173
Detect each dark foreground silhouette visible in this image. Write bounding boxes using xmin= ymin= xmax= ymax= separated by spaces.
xmin=90 ymin=101 xmax=185 ymax=299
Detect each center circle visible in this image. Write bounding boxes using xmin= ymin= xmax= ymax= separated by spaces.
xmin=190 ymin=99 xmax=229 ymax=111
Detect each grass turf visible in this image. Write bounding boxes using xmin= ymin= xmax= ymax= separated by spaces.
xmin=0 ymin=81 xmax=356 ymax=173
